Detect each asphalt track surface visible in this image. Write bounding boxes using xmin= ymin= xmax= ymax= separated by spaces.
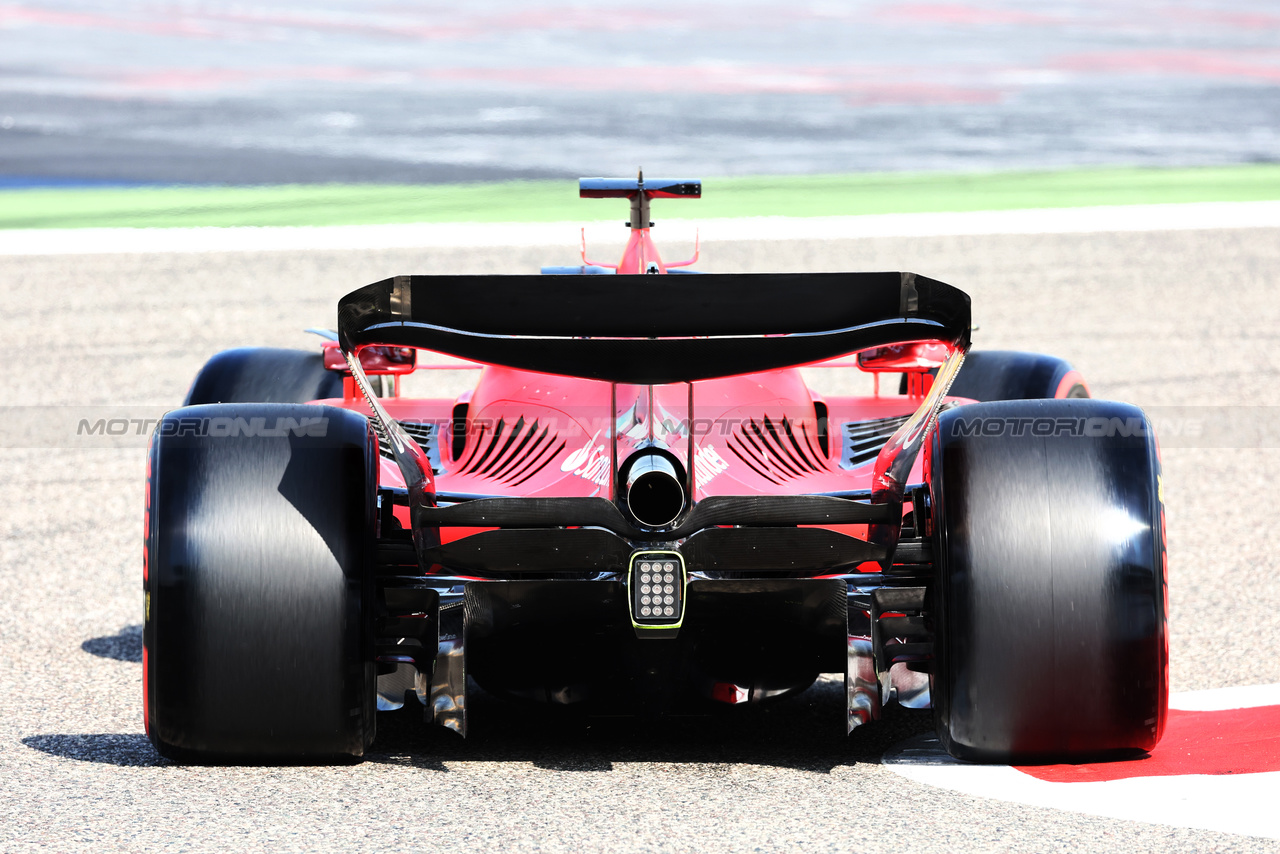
xmin=1 ymin=225 xmax=1279 ymax=851
xmin=3 ymin=0 xmax=1280 ymax=184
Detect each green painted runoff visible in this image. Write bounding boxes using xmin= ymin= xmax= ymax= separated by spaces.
xmin=2 ymin=165 xmax=1279 ymax=229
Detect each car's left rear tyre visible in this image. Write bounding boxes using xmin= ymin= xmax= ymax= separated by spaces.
xmin=184 ymin=347 xmax=343 ymax=406
xmin=144 ymin=403 xmax=378 ymax=763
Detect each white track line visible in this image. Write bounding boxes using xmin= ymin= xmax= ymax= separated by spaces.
xmin=885 ymin=683 xmax=1280 ymax=840
xmin=890 ymin=756 xmax=1280 ymax=840
xmin=1170 ymin=682 xmax=1280 ymax=711
xmin=2 ymin=200 xmax=1279 ymax=255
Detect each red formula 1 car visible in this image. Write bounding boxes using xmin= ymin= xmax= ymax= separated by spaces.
xmin=144 ymin=176 xmax=1167 ymax=763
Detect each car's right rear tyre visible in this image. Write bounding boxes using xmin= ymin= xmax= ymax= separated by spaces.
xmin=144 ymin=403 xmax=378 ymax=762
xmin=928 ymin=398 xmax=1167 ymax=763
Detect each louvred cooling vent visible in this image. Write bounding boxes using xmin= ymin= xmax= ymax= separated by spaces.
xmin=375 ymin=420 xmax=441 ymax=473
xmin=840 ymin=414 xmax=910 ymax=470
xmin=840 ymin=404 xmax=954 ymax=470
xmin=726 ymin=415 xmax=828 ymax=484
xmin=453 ymin=416 xmax=565 ymax=486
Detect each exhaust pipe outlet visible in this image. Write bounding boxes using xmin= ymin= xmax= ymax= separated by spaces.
xmin=624 ymin=453 xmax=687 ymax=528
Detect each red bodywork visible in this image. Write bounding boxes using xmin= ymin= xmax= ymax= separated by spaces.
xmin=314 ymin=207 xmax=1000 ymax=548
xmin=311 ymin=182 xmax=1104 ymax=733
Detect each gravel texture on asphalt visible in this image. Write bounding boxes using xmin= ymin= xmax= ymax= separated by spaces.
xmin=1 ymin=228 xmax=1278 ymax=851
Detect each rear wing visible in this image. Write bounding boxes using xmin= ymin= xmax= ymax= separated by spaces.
xmin=579 ymin=177 xmax=701 ymax=199
xmin=579 ymin=175 xmax=700 ymax=230
xmin=337 ymin=272 xmax=970 ymax=385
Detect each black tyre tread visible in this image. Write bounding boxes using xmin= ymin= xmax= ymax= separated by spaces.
xmin=929 ymin=399 xmax=1166 ymax=763
xmin=184 ymin=347 xmax=342 ymax=405
xmin=145 ymin=403 xmax=377 ymax=762
xmin=947 ymin=350 xmax=1083 ymax=402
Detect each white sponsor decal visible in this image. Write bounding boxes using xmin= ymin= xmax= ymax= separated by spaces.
xmin=562 ymin=439 xmax=730 ymax=489
xmin=560 ymin=431 xmax=610 ymax=486
xmin=694 ymin=445 xmax=730 ymax=489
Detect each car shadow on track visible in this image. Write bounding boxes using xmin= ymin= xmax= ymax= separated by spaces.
xmin=37 ymin=631 xmax=935 ymax=770
xmin=81 ymin=624 xmax=143 ymax=663
xmin=366 ymin=677 xmax=935 ymax=775
xmin=22 ymin=733 xmax=170 ymax=766
xmin=22 ymin=682 xmax=934 ymax=771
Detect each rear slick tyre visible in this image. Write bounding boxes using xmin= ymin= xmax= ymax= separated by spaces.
xmin=929 ymin=399 xmax=1167 ymax=763
xmin=947 ymin=350 xmax=1088 ymax=401
xmin=184 ymin=347 xmax=343 ymax=405
xmin=144 ymin=403 xmax=378 ymax=763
